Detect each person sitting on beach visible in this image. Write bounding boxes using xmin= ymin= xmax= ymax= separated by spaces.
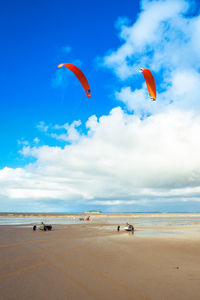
xmin=39 ymin=222 xmax=45 ymax=230
xmin=129 ymin=224 xmax=134 ymax=231
xmin=33 ymin=225 xmax=37 ymax=231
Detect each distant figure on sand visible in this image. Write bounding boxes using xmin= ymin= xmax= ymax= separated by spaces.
xmin=117 ymin=225 xmax=120 ymax=232
xmin=33 ymin=225 xmax=36 ymax=231
xmin=40 ymin=222 xmax=45 ymax=230
xmin=124 ymin=223 xmax=134 ymax=232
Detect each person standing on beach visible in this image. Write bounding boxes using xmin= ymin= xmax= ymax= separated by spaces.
xmin=117 ymin=225 xmax=120 ymax=232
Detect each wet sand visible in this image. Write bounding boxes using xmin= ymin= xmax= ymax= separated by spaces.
xmin=0 ymin=224 xmax=200 ymax=300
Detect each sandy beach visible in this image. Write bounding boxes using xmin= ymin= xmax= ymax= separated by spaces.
xmin=0 ymin=222 xmax=200 ymax=300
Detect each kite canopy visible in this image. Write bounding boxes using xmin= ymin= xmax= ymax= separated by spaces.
xmin=140 ymin=68 xmax=156 ymax=101
xmin=58 ymin=63 xmax=91 ymax=98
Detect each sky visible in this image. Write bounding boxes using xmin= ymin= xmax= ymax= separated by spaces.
xmin=1 ymin=0 xmax=200 ymax=212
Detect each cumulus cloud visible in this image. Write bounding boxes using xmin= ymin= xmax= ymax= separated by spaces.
xmin=52 ymin=120 xmax=82 ymax=143
xmin=35 ymin=120 xmax=82 ymax=143
xmin=102 ymin=0 xmax=192 ymax=76
xmin=1 ymin=107 xmax=200 ymax=211
xmin=101 ymin=0 xmax=200 ymax=115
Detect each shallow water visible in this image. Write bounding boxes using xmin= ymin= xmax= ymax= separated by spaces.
xmin=1 ymin=214 xmax=200 ymax=226
xmin=1 ymin=214 xmax=200 ymax=238
xmin=108 ymin=216 xmax=200 ymax=228
xmin=0 ymin=216 xmax=80 ymax=225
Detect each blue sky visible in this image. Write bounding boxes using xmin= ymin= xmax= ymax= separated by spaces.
xmin=1 ymin=0 xmax=200 ymax=212
xmin=0 ymin=0 xmax=139 ymax=168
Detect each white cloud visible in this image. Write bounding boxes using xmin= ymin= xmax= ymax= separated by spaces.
xmin=52 ymin=120 xmax=82 ymax=142
xmin=17 ymin=139 xmax=29 ymax=146
xmin=1 ymin=107 xmax=200 ymax=211
xmin=102 ymin=0 xmax=191 ymax=77
xmin=37 ymin=121 xmax=49 ymax=133
xmin=101 ymin=0 xmax=200 ymax=115
xmin=115 ymin=85 xmax=162 ymax=115
xmin=33 ymin=137 xmax=40 ymax=144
